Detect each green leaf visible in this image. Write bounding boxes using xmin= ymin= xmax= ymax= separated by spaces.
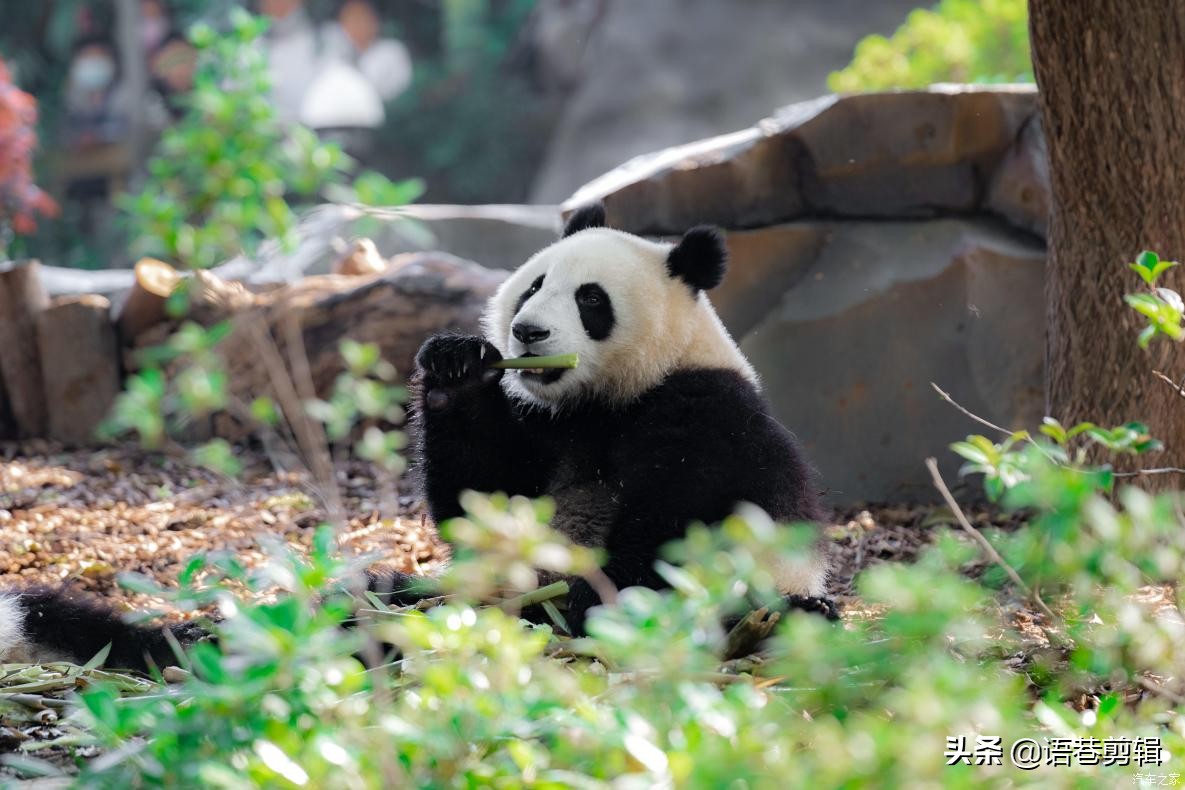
xmin=950 ymin=441 xmax=989 ymax=465
xmin=250 ymin=396 xmax=280 ymax=426
xmin=1038 ymin=418 xmax=1067 ymax=445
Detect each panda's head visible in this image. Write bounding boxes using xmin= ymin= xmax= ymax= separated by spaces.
xmin=484 ymin=203 xmax=757 ymax=409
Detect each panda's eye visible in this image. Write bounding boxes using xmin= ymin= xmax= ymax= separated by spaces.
xmin=579 ymin=292 xmax=601 ymax=306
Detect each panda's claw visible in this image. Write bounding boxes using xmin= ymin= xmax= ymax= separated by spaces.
xmin=416 ymin=334 xmax=504 ymax=395
xmin=783 ymin=594 xmax=840 ymax=621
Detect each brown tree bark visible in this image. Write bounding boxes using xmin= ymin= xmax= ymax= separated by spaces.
xmin=1030 ymin=2 xmax=1185 ymax=473
xmin=37 ymin=295 xmax=122 ymax=445
xmin=0 ymin=261 xmax=50 ymax=438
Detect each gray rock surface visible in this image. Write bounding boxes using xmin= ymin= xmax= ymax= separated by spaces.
xmin=561 ymin=87 xmax=1052 ymax=503
xmin=531 ymin=0 xmax=922 ymax=203
xmin=735 ymin=220 xmax=1045 ymax=503
xmin=567 ymin=86 xmax=1040 ymax=235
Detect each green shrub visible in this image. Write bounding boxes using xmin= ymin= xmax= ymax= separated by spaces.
xmin=120 ymin=10 xmax=420 ymax=270
xmin=828 ymin=0 xmax=1033 ymax=93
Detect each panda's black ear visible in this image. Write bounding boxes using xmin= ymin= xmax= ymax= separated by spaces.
xmin=667 ymin=226 xmax=727 ymax=291
xmin=563 ymin=202 xmax=607 ymax=237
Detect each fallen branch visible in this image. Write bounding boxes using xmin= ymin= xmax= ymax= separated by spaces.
xmin=722 ymin=607 xmax=781 ymax=661
xmin=497 ymin=580 xmax=570 ymax=612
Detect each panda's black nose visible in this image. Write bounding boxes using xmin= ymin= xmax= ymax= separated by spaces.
xmin=512 ymin=322 xmax=551 ymax=345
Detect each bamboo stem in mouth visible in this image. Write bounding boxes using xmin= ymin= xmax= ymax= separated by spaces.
xmin=490 ymin=353 xmax=579 ymax=370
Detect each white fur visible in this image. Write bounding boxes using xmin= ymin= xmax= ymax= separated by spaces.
xmin=0 ymin=593 xmax=32 ymax=663
xmin=484 ymin=227 xmax=756 ymax=410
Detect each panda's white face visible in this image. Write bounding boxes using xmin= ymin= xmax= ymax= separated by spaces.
xmin=484 ymin=226 xmax=756 ymax=410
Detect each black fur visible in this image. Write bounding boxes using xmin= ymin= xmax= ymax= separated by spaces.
xmin=515 ymin=274 xmax=544 ymax=315
xmin=9 ymin=587 xmax=205 ymax=671
xmin=574 ymin=283 xmax=615 ymax=340
xmin=412 ymin=336 xmax=825 ymax=632
xmin=667 ymin=226 xmax=727 ymax=291
xmin=562 ymin=203 xmax=607 ymax=237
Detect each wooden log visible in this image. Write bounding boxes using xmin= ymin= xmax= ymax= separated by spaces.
xmin=331 ymin=238 xmax=387 ymax=276
xmin=0 ymin=261 xmax=50 ymax=437
xmin=37 ymin=295 xmax=122 ymax=445
xmin=0 ymin=379 xmax=15 ymax=441
xmin=115 ymin=257 xmax=182 ymax=341
xmin=174 ymin=252 xmax=507 ymax=442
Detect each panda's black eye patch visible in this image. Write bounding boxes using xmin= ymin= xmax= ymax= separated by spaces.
xmin=575 ymin=283 xmax=614 ymax=341
xmin=515 ymin=274 xmax=545 ymax=315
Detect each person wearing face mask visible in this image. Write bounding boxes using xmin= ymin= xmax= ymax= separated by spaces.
xmin=64 ymin=37 xmax=128 ymax=148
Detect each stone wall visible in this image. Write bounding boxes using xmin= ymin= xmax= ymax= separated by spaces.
xmin=564 ymin=86 xmax=1049 ymax=504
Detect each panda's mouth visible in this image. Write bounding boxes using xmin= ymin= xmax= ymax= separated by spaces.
xmin=517 ymin=353 xmax=568 ymax=385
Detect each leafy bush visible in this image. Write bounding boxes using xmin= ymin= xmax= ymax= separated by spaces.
xmin=121 ymin=10 xmax=420 ymax=270
xmin=828 ymin=0 xmax=1033 ymax=93
xmin=0 ymin=58 xmax=57 ymax=258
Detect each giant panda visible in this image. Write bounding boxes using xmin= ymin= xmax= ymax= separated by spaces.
xmin=400 ymin=202 xmax=833 ymax=629
xmin=0 ymin=203 xmax=833 ymax=669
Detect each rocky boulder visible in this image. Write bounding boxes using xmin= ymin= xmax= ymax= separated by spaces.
xmin=567 ymin=86 xmax=1043 ymax=235
xmin=566 ymin=87 xmax=1051 ymax=503
xmin=734 ymin=220 xmax=1044 ymax=503
xmin=530 ymin=0 xmax=925 ymax=203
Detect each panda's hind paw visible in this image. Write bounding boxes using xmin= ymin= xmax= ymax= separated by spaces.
xmin=782 ymin=594 xmax=840 ymax=621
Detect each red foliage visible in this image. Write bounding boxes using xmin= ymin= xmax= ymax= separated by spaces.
xmin=0 ymin=59 xmax=58 ymax=237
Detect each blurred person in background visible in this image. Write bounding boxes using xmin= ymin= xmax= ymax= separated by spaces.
xmin=63 ymin=36 xmax=131 ymax=148
xmin=301 ymin=0 xmax=414 ymax=161
xmin=149 ymin=33 xmax=198 ymax=120
xmin=321 ymin=0 xmax=413 ymax=102
xmin=259 ymin=0 xmax=318 ymax=122
xmin=140 ymin=0 xmax=173 ymax=57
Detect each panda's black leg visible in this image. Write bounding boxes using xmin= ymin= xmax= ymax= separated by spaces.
xmin=11 ymin=587 xmax=210 ymax=671
xmin=362 ymin=568 xmax=442 ymax=608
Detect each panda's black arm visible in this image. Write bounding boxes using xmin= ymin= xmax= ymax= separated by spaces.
xmin=414 ymin=335 xmax=552 ymax=522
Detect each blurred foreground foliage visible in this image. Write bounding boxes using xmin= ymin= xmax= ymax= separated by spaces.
xmin=6 ymin=443 xmax=1185 ymax=785
xmin=829 ymin=0 xmax=1032 ymax=92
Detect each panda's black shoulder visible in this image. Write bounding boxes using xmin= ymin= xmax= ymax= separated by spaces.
xmin=622 ymin=367 xmax=772 ymax=443
xmin=637 ymin=367 xmax=764 ymax=413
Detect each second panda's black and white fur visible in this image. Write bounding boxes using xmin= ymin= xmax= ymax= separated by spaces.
xmin=0 ymin=204 xmax=833 ymax=669
xmin=410 ymin=204 xmax=832 ymax=629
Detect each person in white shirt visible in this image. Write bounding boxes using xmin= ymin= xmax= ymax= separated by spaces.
xmin=259 ymin=0 xmax=319 ymax=123
xmin=320 ymin=0 xmax=413 ymax=103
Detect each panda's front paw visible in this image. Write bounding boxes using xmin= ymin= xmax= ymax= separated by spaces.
xmin=170 ymin=620 xmax=214 ymax=648
xmin=416 ymin=334 xmax=503 ymax=410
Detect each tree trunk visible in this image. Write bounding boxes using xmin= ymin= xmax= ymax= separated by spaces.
xmin=0 ymin=261 xmax=50 ymax=438
xmin=37 ymin=295 xmax=122 ymax=445
xmin=1030 ymin=2 xmax=1185 ymax=473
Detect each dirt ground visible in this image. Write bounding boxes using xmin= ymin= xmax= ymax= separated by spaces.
xmin=0 ymin=441 xmax=447 ymax=621
xmin=0 ymin=440 xmax=1023 ymax=621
